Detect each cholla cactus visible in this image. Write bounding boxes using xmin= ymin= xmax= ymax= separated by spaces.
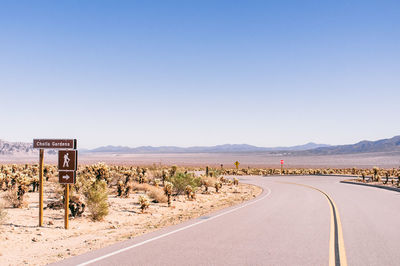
xmin=93 ymin=163 xmax=111 ymax=184
xmin=153 ymin=178 xmax=161 ymax=187
xmin=164 ymin=181 xmax=173 ymax=207
xmin=138 ymin=173 xmax=144 ymax=184
xmin=161 ymin=169 xmax=168 ymax=186
xmin=384 ymin=172 xmax=390 ymax=184
xmin=138 ymin=195 xmax=150 ymax=213
xmin=373 ymin=167 xmax=379 ymax=181
xmin=397 ymin=172 xmax=400 ymax=186
xmin=170 ymin=165 xmax=178 ymax=177
xmin=117 ymin=180 xmax=124 ymax=197
xmin=214 ymin=181 xmax=222 ymax=193
xmin=184 ymin=185 xmax=193 ymax=199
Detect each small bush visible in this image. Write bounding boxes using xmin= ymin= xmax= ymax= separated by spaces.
xmin=201 ymin=176 xmax=216 ymax=193
xmin=170 ymin=172 xmax=201 ymax=195
xmin=4 ymin=188 xmax=27 ymax=208
xmin=132 ymin=183 xmax=153 ymax=193
xmin=147 ymin=187 xmax=167 ymax=203
xmin=86 ymin=180 xmax=109 ymax=221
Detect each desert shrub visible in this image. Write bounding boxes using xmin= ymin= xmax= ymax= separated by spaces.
xmin=147 ymin=187 xmax=167 ymax=203
xmin=85 ymin=180 xmax=109 ymax=221
xmin=132 ymin=183 xmax=153 ymax=193
xmin=201 ymin=176 xmax=216 ymax=193
xmin=170 ymin=172 xmax=201 ymax=195
xmin=233 ymin=178 xmax=239 ymax=186
xmin=4 ymin=186 xmax=28 ymax=208
xmin=138 ymin=195 xmax=150 ymax=213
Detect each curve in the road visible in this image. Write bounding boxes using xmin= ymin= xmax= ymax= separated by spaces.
xmin=77 ymin=186 xmax=272 ymax=266
xmin=279 ymin=181 xmax=347 ymax=266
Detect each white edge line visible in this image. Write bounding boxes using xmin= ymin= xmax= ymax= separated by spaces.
xmin=77 ymin=186 xmax=272 ymax=266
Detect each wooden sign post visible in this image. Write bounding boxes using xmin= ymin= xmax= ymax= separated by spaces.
xmin=65 ymin=184 xmax=69 ymax=229
xmin=33 ymin=139 xmax=77 ymax=228
xmin=281 ymin=160 xmax=284 ymax=175
xmin=39 ymin=149 xmax=44 ymax=227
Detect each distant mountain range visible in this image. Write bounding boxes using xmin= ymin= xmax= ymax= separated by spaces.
xmin=90 ymin=142 xmax=330 ymax=154
xmin=1 ymin=136 xmax=400 ymax=156
xmin=300 ymin=135 xmax=400 ymax=155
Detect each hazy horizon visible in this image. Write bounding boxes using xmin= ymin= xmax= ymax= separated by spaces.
xmin=1 ymin=1 xmax=399 ymax=149
xmin=2 ymin=135 xmax=400 ymax=150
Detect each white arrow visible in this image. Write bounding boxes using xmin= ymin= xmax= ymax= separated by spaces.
xmin=62 ymin=175 xmax=70 ymax=180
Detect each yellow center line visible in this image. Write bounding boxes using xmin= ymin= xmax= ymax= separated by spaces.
xmin=277 ymin=182 xmax=347 ymax=266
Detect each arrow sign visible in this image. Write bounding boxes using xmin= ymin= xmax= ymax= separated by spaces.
xmin=59 ymin=171 xmax=76 ymax=184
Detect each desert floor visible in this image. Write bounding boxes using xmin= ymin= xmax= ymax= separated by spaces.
xmin=0 ymin=181 xmax=261 ymax=266
xmin=1 ymin=151 xmax=400 ymax=168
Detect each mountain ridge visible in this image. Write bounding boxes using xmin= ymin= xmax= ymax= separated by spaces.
xmin=1 ymin=136 xmax=399 ymax=155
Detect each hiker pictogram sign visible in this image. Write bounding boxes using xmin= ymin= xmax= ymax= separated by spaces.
xmin=234 ymin=161 xmax=240 ymax=169
xmin=58 ymin=150 xmax=78 ymax=171
xmin=59 ymin=171 xmax=76 ymax=184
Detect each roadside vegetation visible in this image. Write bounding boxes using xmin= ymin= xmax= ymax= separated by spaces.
xmin=0 ymin=164 xmax=399 ymax=223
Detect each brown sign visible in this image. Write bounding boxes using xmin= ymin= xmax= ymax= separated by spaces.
xmin=59 ymin=171 xmax=76 ymax=184
xmin=33 ymin=139 xmax=77 ymax=149
xmin=58 ymin=150 xmax=78 ymax=171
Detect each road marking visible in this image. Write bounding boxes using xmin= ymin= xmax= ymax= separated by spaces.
xmin=77 ymin=186 xmax=272 ymax=266
xmin=278 ymin=182 xmax=347 ymax=266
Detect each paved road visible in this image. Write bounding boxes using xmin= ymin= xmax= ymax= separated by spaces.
xmin=55 ymin=175 xmax=400 ymax=266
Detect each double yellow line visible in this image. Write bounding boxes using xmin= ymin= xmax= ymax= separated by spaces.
xmin=278 ymin=182 xmax=347 ymax=266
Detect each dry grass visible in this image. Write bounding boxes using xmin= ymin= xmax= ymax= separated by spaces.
xmin=3 ymin=189 xmax=27 ymax=208
xmin=131 ymin=183 xmax=153 ymax=192
xmin=147 ymin=187 xmax=167 ymax=203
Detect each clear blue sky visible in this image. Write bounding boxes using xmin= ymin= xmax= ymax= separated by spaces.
xmin=1 ymin=0 xmax=399 ymax=149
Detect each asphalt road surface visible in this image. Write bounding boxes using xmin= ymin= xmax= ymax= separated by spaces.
xmin=55 ymin=175 xmax=400 ymax=266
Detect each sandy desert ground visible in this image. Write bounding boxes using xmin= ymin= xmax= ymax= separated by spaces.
xmin=1 ymin=151 xmax=399 ymax=168
xmin=0 ymin=180 xmax=261 ymax=266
